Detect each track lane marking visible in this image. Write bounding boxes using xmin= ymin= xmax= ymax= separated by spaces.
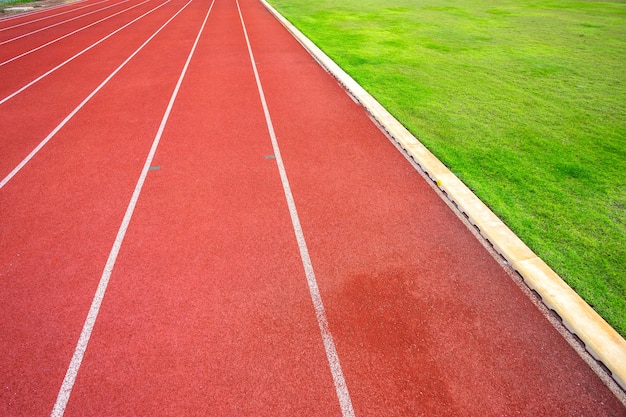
xmin=49 ymin=0 xmax=215 ymax=414
xmin=0 ymin=0 xmax=169 ymax=105
xmin=0 ymin=0 xmax=92 ymax=24
xmin=0 ymin=0 xmax=109 ymax=31
xmin=0 ymin=0 xmax=171 ymax=189
xmin=0 ymin=0 xmax=132 ymax=45
xmin=0 ymin=0 xmax=150 ymax=67
xmin=236 ymin=1 xmax=356 ymax=416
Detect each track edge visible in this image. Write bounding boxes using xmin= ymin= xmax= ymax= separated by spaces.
xmin=259 ymin=0 xmax=626 ymax=394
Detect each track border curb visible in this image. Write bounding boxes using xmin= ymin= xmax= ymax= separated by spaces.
xmin=259 ymin=0 xmax=626 ymax=393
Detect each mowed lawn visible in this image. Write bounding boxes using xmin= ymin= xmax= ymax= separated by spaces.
xmin=268 ymin=0 xmax=626 ymax=337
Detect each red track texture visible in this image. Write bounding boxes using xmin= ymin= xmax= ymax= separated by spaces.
xmin=1 ymin=0 xmax=624 ymax=415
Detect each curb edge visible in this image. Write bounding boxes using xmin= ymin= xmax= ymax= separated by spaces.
xmin=259 ymin=0 xmax=626 ymax=393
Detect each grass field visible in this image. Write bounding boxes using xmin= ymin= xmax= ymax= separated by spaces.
xmin=0 ymin=0 xmax=35 ymax=6
xmin=268 ymin=0 xmax=626 ymax=337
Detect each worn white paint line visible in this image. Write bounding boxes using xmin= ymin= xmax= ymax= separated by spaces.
xmin=0 ymin=0 xmax=131 ymax=45
xmin=236 ymin=1 xmax=356 ymax=415
xmin=0 ymin=0 xmax=172 ymax=190
xmin=0 ymin=0 xmax=150 ymax=67
xmin=0 ymin=0 xmax=107 ymax=31
xmin=259 ymin=0 xmax=626 ymax=393
xmin=49 ymin=0 xmax=214 ymax=415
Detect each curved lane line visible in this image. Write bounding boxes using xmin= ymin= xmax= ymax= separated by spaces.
xmin=0 ymin=0 xmax=131 ymax=45
xmin=49 ymin=1 xmax=215 ymax=414
xmin=0 ymin=0 xmax=168 ymax=106
xmin=0 ymin=0 xmax=150 ymax=68
xmin=0 ymin=0 xmax=109 ymax=32
xmin=0 ymin=0 xmax=170 ymax=189
xmin=236 ymin=1 xmax=356 ymax=415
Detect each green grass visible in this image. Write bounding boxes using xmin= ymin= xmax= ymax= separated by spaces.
xmin=269 ymin=0 xmax=626 ymax=336
xmin=0 ymin=0 xmax=36 ymax=6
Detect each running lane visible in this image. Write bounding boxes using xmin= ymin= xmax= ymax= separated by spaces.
xmin=0 ymin=0 xmax=166 ymax=95
xmin=238 ymin=0 xmax=624 ymax=415
xmin=60 ymin=0 xmax=342 ymax=414
xmin=0 ymin=0 xmax=207 ymax=414
xmin=0 ymin=0 xmax=148 ymax=63
xmin=1 ymin=0 xmax=624 ymax=416
xmin=0 ymin=0 xmax=102 ymax=29
xmin=0 ymin=0 xmax=128 ymax=45
xmin=0 ymin=0 xmax=178 ymax=181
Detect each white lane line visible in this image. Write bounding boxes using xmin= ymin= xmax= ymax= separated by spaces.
xmin=0 ymin=0 xmax=89 ymax=24
xmin=236 ymin=1 xmax=356 ymax=416
xmin=0 ymin=0 xmax=87 ymax=24
xmin=0 ymin=0 xmax=172 ymax=190
xmin=0 ymin=0 xmax=150 ymax=68
xmin=0 ymin=0 xmax=131 ymax=45
xmin=0 ymin=0 xmax=169 ymax=105
xmin=0 ymin=0 xmax=109 ymax=32
xmin=49 ymin=1 xmax=215 ymax=414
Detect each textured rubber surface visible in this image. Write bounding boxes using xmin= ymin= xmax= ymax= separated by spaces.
xmin=1 ymin=0 xmax=624 ymax=415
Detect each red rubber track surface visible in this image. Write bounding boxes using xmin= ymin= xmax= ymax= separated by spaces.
xmin=1 ymin=0 xmax=624 ymax=415
xmin=0 ymin=0 xmax=102 ymax=27
xmin=0 ymin=0 xmax=128 ymax=43
xmin=0 ymin=0 xmax=186 ymax=178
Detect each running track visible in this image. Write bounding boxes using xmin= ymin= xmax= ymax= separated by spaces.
xmin=1 ymin=0 xmax=624 ymax=415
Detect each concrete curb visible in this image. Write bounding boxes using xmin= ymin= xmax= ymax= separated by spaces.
xmin=260 ymin=0 xmax=626 ymax=392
